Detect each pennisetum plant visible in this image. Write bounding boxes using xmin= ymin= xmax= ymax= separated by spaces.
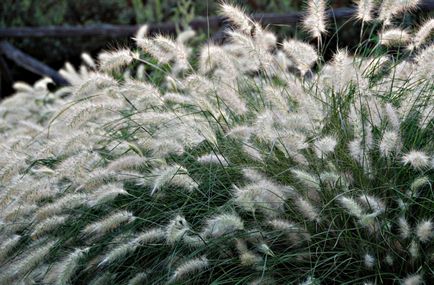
xmin=0 ymin=1 xmax=433 ymax=284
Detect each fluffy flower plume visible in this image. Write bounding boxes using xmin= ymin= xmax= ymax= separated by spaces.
xmin=313 ymin=135 xmax=337 ymax=158
xmin=168 ymin=256 xmax=209 ymax=283
xmin=409 ymin=19 xmax=434 ymax=50
xmin=303 ymin=0 xmax=327 ymax=38
xmin=416 ymin=220 xmax=432 ymax=242
xmin=0 ymin=2 xmax=433 ymax=284
xmin=282 ymin=39 xmax=318 ymax=75
xmin=402 ymin=150 xmax=430 ymax=169
xmin=98 ymin=49 xmax=134 ymax=72
xmin=354 ymin=0 xmax=375 ymax=22
xmin=220 ymin=4 xmax=252 ymax=34
xmin=380 ymin=29 xmax=411 ymax=46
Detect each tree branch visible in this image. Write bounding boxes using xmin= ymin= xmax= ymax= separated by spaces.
xmin=0 ymin=41 xmax=69 ymax=86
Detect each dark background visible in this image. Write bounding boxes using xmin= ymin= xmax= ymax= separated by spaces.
xmin=0 ymin=0 xmax=431 ymax=98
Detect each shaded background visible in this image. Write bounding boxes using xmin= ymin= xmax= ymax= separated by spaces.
xmin=0 ymin=0 xmax=431 ymax=97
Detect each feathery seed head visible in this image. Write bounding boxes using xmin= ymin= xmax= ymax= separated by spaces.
xmin=364 ymin=253 xmax=375 ymax=269
xmin=313 ymin=135 xmax=337 ymax=158
xmin=166 ymin=215 xmax=189 ymax=244
xmin=0 ymin=235 xmax=21 ymax=262
xmin=282 ymin=39 xmax=318 ymax=75
xmin=50 ymin=247 xmax=89 ymax=285
xmin=409 ymin=240 xmax=419 ymax=259
xmin=303 ymin=0 xmax=327 ymax=38
xmin=380 ymin=29 xmax=411 ymax=46
xmin=416 ymin=220 xmax=433 ymax=242
xmin=135 ymin=24 xmax=148 ymax=40
xmin=339 ymin=196 xmax=364 ymax=218
xmin=81 ymin=52 xmax=96 ymax=68
xmin=398 ymin=216 xmax=411 ymax=239
xmin=168 ymin=256 xmax=208 ymax=283
xmin=402 ymin=150 xmax=430 ymax=169
xmin=31 ymin=215 xmax=69 ymax=240
xmin=410 ymin=176 xmax=430 ymax=193
xmin=98 ymin=49 xmax=133 ymax=72
xmin=202 ymin=213 xmax=244 ymax=238
xmin=409 ymin=19 xmax=434 ymax=50
xmin=402 ymin=274 xmax=424 ymax=285
xmin=379 ymin=131 xmax=401 ymax=157
xmin=127 ymin=272 xmax=148 ymax=285
xmin=295 ymin=197 xmax=321 ymax=223
xmin=354 ymin=0 xmax=375 ymax=22
xmin=82 ymin=211 xmax=134 ymax=239
xmin=220 ymin=4 xmax=252 ymax=35
xmin=197 ymin=153 xmax=229 ymax=166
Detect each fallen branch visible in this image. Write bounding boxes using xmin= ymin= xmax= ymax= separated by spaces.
xmin=0 ymin=41 xmax=69 ymax=86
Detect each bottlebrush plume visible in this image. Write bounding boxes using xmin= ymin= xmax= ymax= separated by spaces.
xmin=403 ymin=274 xmax=424 ymax=285
xmin=35 ymin=193 xmax=87 ymax=221
xmin=313 ymin=135 xmax=337 ymax=158
xmin=98 ymin=49 xmax=133 ymax=72
xmin=242 ymin=144 xmax=263 ymax=161
xmin=385 ymin=103 xmax=401 ymax=130
xmin=220 ymin=3 xmax=252 ymax=34
xmin=409 ymin=240 xmax=419 ymax=259
xmin=295 ymin=197 xmax=321 ymax=222
xmin=282 ymin=39 xmax=318 ymax=75
xmin=127 ymin=273 xmax=148 ymax=285
xmin=415 ymin=220 xmax=432 ymax=242
xmin=303 ymin=0 xmax=327 ymax=38
xmin=202 ymin=213 xmax=244 ymax=238
xmin=380 ymin=29 xmax=411 ymax=46
xmin=402 ymin=150 xmax=430 ymax=169
xmin=81 ymin=52 xmax=96 ymax=68
xmin=135 ymin=37 xmax=172 ymax=64
xmin=410 ymin=176 xmax=430 ymax=193
xmin=354 ymin=0 xmax=375 ymax=22
xmin=135 ymin=24 xmax=148 ymax=40
xmin=31 ymin=215 xmax=69 ymax=240
xmin=398 ymin=216 xmax=411 ymax=239
xmin=165 ymin=215 xmax=190 ymax=244
xmin=0 ymin=2 xmax=434 ymax=284
xmin=233 ymin=179 xmax=289 ymax=216
xmin=12 ymin=240 xmax=57 ymax=278
xmin=87 ymin=184 xmax=128 ymax=208
xmin=364 ymin=253 xmax=375 ymax=269
xmin=147 ymin=164 xmax=198 ymax=195
xmin=338 ymin=196 xmax=364 ymax=218
xmin=291 ymin=169 xmax=320 ymax=191
xmin=409 ymin=19 xmax=434 ymax=50
xmin=197 ymin=153 xmax=229 ymax=166
xmin=99 ymin=241 xmax=137 ymax=267
xmin=50 ymin=247 xmax=89 ymax=285
xmin=379 ymin=0 xmax=421 ymax=25
xmin=82 ymin=211 xmax=134 ymax=239
xmin=107 ymin=155 xmax=149 ymax=171
xmin=177 ymin=29 xmax=196 ymax=44
xmin=153 ymin=35 xmax=189 ymax=68
xmin=379 ymin=131 xmax=401 ymax=157
xmin=0 ymin=235 xmax=20 ymax=262
xmin=168 ymin=256 xmax=209 ymax=283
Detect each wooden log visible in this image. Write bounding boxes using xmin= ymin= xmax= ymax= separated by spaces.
xmin=1 ymin=1 xmax=433 ymax=39
xmin=0 ymin=41 xmax=69 ymax=86
xmin=0 ymin=3 xmax=403 ymax=38
xmin=0 ymin=55 xmax=14 ymax=98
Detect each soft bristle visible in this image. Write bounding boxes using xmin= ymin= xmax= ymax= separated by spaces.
xmin=303 ymin=0 xmax=327 ymax=38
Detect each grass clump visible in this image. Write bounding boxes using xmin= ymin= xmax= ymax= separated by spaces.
xmin=0 ymin=1 xmax=433 ymax=284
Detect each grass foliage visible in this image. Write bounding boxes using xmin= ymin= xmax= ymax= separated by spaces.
xmin=0 ymin=1 xmax=433 ymax=284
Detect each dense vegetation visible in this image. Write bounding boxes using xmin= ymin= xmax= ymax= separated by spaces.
xmin=0 ymin=1 xmax=433 ymax=284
